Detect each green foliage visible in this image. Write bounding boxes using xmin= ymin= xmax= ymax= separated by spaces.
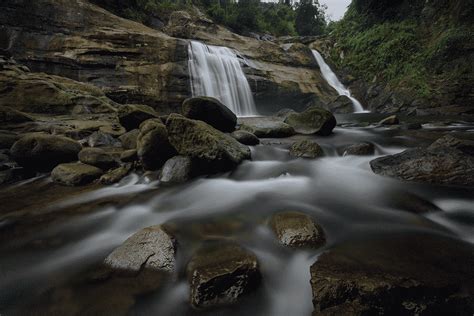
xmin=294 ymin=0 xmax=327 ymax=36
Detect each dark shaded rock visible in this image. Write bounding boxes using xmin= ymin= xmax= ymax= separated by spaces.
xmin=118 ymin=104 xmax=160 ymax=131
xmin=386 ymin=192 xmax=442 ymax=214
xmin=343 ymin=142 xmax=375 ymax=156
xmin=79 ymin=147 xmax=117 ymax=170
xmin=0 ymin=105 xmax=34 ymax=123
xmin=311 ymin=233 xmax=474 ymax=315
xmin=379 ymin=115 xmax=399 ymax=125
xmin=84 ymin=131 xmax=121 ymax=148
xmin=0 ymin=132 xmax=19 ymax=149
xmin=159 ymin=156 xmax=193 ymax=184
xmin=289 ymin=140 xmax=324 ymax=158
xmin=11 ymin=134 xmax=81 ymax=171
xmin=99 ymin=164 xmax=132 ymax=184
xmin=104 ymin=225 xmax=176 ymax=274
xmin=284 ymin=106 xmax=336 ymax=136
xmin=182 ymin=97 xmax=237 ymax=133
xmin=270 ymin=211 xmax=325 ymax=248
xmin=325 ymin=95 xmax=354 ymax=114
xmin=137 ymin=119 xmax=176 ymax=170
xmin=239 ymin=117 xmax=295 ymax=138
xmin=118 ymin=129 xmax=139 ymax=150
xmin=51 ymin=162 xmax=103 ymax=186
xmin=186 ymin=241 xmax=261 ymax=309
xmin=370 ymin=136 xmax=474 ymax=186
xmin=120 ymin=149 xmax=138 ymax=163
xmin=230 ymin=130 xmax=260 ymax=146
xmin=166 ymin=114 xmax=251 ymax=173
xmin=0 ymin=167 xmax=33 ymax=185
xmin=275 ymin=108 xmax=297 ymax=119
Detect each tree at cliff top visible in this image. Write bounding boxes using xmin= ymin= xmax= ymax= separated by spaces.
xmin=294 ymin=0 xmax=327 ymax=36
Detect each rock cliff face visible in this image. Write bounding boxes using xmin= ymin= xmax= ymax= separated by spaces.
xmin=0 ymin=0 xmax=338 ymax=115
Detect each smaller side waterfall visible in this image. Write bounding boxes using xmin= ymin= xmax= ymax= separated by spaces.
xmin=188 ymin=41 xmax=257 ymax=117
xmin=312 ymin=50 xmax=365 ymax=113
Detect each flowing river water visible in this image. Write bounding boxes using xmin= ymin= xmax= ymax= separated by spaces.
xmin=1 ymin=113 xmax=473 ymax=315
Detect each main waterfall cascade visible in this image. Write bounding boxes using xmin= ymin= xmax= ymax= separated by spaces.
xmin=187 ymin=41 xmax=258 ymax=117
xmin=311 ymin=50 xmax=365 ymax=113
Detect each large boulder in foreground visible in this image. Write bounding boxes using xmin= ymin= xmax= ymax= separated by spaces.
xmin=137 ymin=119 xmax=176 ymax=170
xmin=311 ymin=233 xmax=474 ymax=315
xmin=11 ymin=134 xmax=82 ymax=171
xmin=51 ymin=162 xmax=103 ymax=186
xmin=104 ymin=225 xmax=176 ymax=274
xmin=182 ymin=97 xmax=237 ymax=133
xmin=166 ymin=114 xmax=251 ymax=173
xmin=370 ymin=135 xmax=474 ymax=186
xmin=284 ymin=106 xmax=336 ymax=136
xmin=186 ymin=241 xmax=261 ymax=308
xmin=270 ymin=211 xmax=326 ymax=248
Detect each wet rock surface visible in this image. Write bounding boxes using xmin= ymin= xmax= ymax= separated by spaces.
xmin=230 ymin=130 xmax=260 ymax=146
xmin=310 ymin=234 xmax=474 ymax=315
xmin=270 ymin=211 xmax=325 ymax=248
xmin=105 ymin=225 xmax=176 ymax=274
xmin=166 ymin=114 xmax=251 ymax=173
xmin=343 ymin=142 xmax=375 ymax=156
xmin=11 ymin=134 xmax=82 ymax=171
xmin=159 ymin=156 xmax=193 ymax=184
xmin=118 ymin=129 xmax=140 ymax=150
xmin=379 ymin=115 xmax=400 ymax=125
xmin=118 ymin=104 xmax=160 ymax=131
xmin=186 ymin=241 xmax=261 ymax=309
xmin=289 ymin=140 xmax=324 ymax=158
xmin=239 ymin=117 xmax=295 ymax=138
xmin=284 ymin=106 xmax=336 ymax=136
xmin=78 ymin=147 xmax=118 ymax=170
xmin=370 ymin=136 xmax=474 ymax=186
xmin=99 ymin=164 xmax=132 ymax=184
xmin=51 ymin=162 xmax=103 ymax=186
xmin=182 ymin=97 xmax=237 ymax=133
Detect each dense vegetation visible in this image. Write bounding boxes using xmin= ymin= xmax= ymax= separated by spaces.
xmin=328 ymin=0 xmax=474 ymax=98
xmin=92 ymin=0 xmax=328 ymax=37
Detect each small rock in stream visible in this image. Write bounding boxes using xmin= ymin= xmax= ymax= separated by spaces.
xmin=187 ymin=240 xmax=261 ymax=309
xmin=159 ymin=156 xmax=193 ymax=184
xmin=378 ymin=115 xmax=399 ymax=125
xmin=79 ymin=147 xmax=118 ymax=170
xmin=51 ymin=162 xmax=103 ymax=186
xmin=289 ymin=140 xmax=324 ymax=158
xmin=343 ymin=142 xmax=375 ymax=156
xmin=284 ymin=106 xmax=336 ymax=136
xmin=270 ymin=211 xmax=326 ymax=248
xmin=231 ymin=130 xmax=260 ymax=145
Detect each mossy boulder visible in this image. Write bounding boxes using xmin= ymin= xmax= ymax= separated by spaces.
xmin=379 ymin=115 xmax=399 ymax=125
xmin=239 ymin=117 xmax=295 ymax=138
xmin=270 ymin=211 xmax=326 ymax=248
xmin=284 ymin=106 xmax=336 ymax=136
xmin=11 ymin=134 xmax=82 ymax=171
xmin=182 ymin=97 xmax=237 ymax=133
xmin=137 ymin=119 xmax=176 ymax=170
xmin=289 ymin=140 xmax=324 ymax=158
xmin=118 ymin=104 xmax=160 ymax=131
xmin=230 ymin=130 xmax=260 ymax=146
xmin=186 ymin=240 xmax=261 ymax=308
xmin=99 ymin=164 xmax=132 ymax=184
xmin=166 ymin=114 xmax=251 ymax=173
xmin=51 ymin=162 xmax=103 ymax=186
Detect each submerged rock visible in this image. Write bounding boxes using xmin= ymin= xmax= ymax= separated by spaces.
xmin=137 ymin=119 xmax=176 ymax=170
xmin=230 ymin=130 xmax=260 ymax=146
xmin=186 ymin=241 xmax=261 ymax=309
xmin=289 ymin=140 xmax=324 ymax=158
xmin=284 ymin=106 xmax=336 ymax=136
xmin=78 ymin=147 xmax=117 ymax=170
xmin=182 ymin=97 xmax=237 ymax=132
xmin=166 ymin=114 xmax=250 ymax=173
xmin=379 ymin=115 xmax=399 ymax=125
xmin=343 ymin=142 xmax=375 ymax=156
xmin=270 ymin=211 xmax=325 ymax=248
xmin=370 ymin=136 xmax=474 ymax=186
xmin=51 ymin=162 xmax=103 ymax=186
xmin=310 ymin=234 xmax=474 ymax=315
xmin=118 ymin=129 xmax=139 ymax=150
xmin=239 ymin=117 xmax=295 ymax=138
xmin=118 ymin=104 xmax=160 ymax=131
xmin=104 ymin=225 xmax=176 ymax=274
xmin=11 ymin=134 xmax=82 ymax=171
xmin=159 ymin=156 xmax=193 ymax=184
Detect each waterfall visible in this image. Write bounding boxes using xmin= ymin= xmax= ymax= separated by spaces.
xmin=188 ymin=40 xmax=258 ymax=117
xmin=311 ymin=50 xmax=365 ymax=113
